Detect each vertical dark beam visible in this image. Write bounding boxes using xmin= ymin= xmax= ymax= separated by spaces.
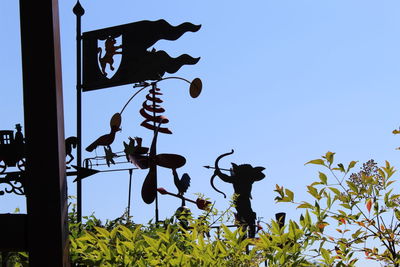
xmin=19 ymin=0 xmax=70 ymax=266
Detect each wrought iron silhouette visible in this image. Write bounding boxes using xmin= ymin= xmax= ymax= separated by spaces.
xmin=82 ymin=20 xmax=201 ymax=91
xmin=140 ymin=86 xmax=172 ymax=134
xmin=0 ymin=172 xmax=26 ymax=196
xmin=117 ymin=77 xmax=201 ymax=211
xmin=123 ymin=137 xmax=149 ymax=169
xmin=157 ymin=187 xmax=211 ymax=210
xmin=0 ymin=125 xmax=26 ymax=174
xmin=172 ymin=169 xmax=191 ymax=206
xmin=85 ymin=113 xmax=122 ymax=152
xmin=65 ymin=136 xmax=78 ymax=165
xmin=14 ymin=124 xmax=24 ymax=145
xmin=173 ymin=170 xmax=191 ymax=196
xmin=122 ymin=119 xmax=186 ymax=204
xmin=104 ymin=146 xmax=117 ymax=167
xmin=210 ymin=150 xmax=266 ymax=238
xmin=98 ymin=36 xmax=122 ymax=77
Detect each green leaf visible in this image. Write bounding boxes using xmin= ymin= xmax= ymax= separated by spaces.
xmin=329 ymin=187 xmax=341 ymax=196
xmin=351 ymin=229 xmax=363 ymax=239
xmin=333 ymin=163 xmax=345 ymax=173
xmin=384 ymin=189 xmax=393 ymax=206
xmin=339 ymin=203 xmax=351 ymax=209
xmin=346 ymin=181 xmax=358 ymax=194
xmin=143 ymin=235 xmax=160 ymax=250
xmin=305 ymin=159 xmax=325 ymax=166
xmin=297 ymin=202 xmax=314 ymax=209
xmin=304 ymin=210 xmax=312 ymax=226
xmin=285 ymin=189 xmax=294 ymax=201
xmin=324 ymin=152 xmax=335 ymax=166
xmin=395 ymin=209 xmax=400 ymax=221
xmin=121 ymin=241 xmax=134 ymax=250
xmin=307 ymin=185 xmax=321 ymax=200
xmin=326 ymin=192 xmax=333 ymax=208
xmin=347 ymin=161 xmax=358 ymax=172
xmin=391 ymin=194 xmax=400 ymax=200
xmin=320 ymin=247 xmax=331 ymax=263
xmin=319 ymin=172 xmax=328 ymax=185
xmin=95 ymin=226 xmax=110 ymax=238
xmin=118 ymin=225 xmax=133 ymax=241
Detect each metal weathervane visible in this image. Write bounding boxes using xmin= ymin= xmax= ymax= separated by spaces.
xmin=72 ymin=1 xmax=204 ymax=222
xmin=0 ymin=1 xmax=282 ymax=242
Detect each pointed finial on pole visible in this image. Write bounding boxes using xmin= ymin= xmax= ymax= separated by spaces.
xmin=73 ymin=1 xmax=85 ymax=16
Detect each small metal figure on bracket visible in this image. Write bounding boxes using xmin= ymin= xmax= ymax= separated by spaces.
xmin=0 ymin=124 xmax=26 ymax=173
xmin=86 ymin=113 xmax=121 ymax=153
xmin=210 ymin=150 xmax=266 ymax=238
xmin=65 ymin=136 xmax=78 ymax=165
xmin=172 ymin=168 xmax=191 ymax=206
xmin=14 ymin=124 xmax=24 ymax=145
xmin=98 ymin=36 xmax=122 ymax=77
xmin=123 ymin=136 xmax=149 ymax=169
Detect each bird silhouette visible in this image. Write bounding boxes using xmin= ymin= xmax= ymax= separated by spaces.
xmin=172 ymin=169 xmax=191 ymax=207
xmin=172 ymin=169 xmax=191 ymax=196
xmin=86 ymin=125 xmax=120 ymax=152
xmin=123 ymin=136 xmax=149 ymax=169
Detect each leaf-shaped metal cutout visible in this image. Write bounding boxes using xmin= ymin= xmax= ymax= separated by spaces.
xmin=189 ymin=78 xmax=202 ymax=98
xmin=110 ymin=112 xmax=122 ymax=128
xmin=155 ymin=153 xmax=186 ymax=169
xmin=141 ymin=167 xmax=157 ymax=204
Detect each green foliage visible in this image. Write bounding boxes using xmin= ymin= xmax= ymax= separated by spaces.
xmin=276 ymin=151 xmax=400 ymax=266
xmin=67 ymin=203 xmax=313 ymax=266
xmin=7 ymin=152 xmax=400 ymax=266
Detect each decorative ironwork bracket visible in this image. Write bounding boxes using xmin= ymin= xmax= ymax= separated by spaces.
xmin=0 ymin=172 xmax=26 ymax=196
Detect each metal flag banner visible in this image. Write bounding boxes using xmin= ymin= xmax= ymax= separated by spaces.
xmin=82 ymin=19 xmax=201 ymax=91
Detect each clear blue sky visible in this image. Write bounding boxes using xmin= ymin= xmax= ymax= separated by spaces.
xmin=1 ymin=1 xmax=400 ymax=265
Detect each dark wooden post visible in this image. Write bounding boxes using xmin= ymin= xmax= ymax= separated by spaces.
xmin=19 ymin=0 xmax=70 ymax=266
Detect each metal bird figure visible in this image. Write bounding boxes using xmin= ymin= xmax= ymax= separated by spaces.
xmin=172 ymin=169 xmax=191 ymax=206
xmin=172 ymin=169 xmax=191 ymax=196
xmin=123 ymin=136 xmax=149 ymax=169
xmin=104 ymin=146 xmax=116 ymax=167
xmin=86 ymin=125 xmax=120 ymax=152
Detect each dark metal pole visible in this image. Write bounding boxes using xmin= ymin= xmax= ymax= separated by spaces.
xmin=127 ymin=169 xmax=133 ymax=219
xmin=152 ymin=83 xmax=159 ymax=223
xmin=73 ymin=1 xmax=85 ymax=223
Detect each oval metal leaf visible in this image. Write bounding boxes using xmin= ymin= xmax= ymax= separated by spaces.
xmin=141 ymin=168 xmax=157 ymax=204
xmin=155 ymin=153 xmax=186 ymax=169
xmin=110 ymin=113 xmax=122 ymax=128
xmin=189 ymin=78 xmax=202 ymax=98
